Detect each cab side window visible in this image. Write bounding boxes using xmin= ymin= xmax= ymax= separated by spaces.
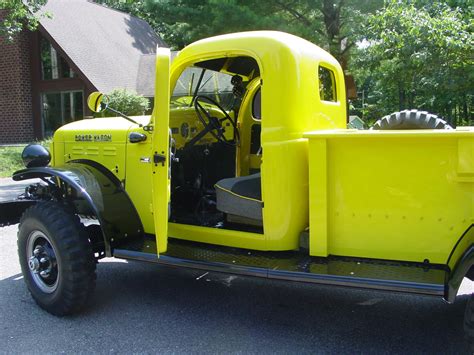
xmin=318 ymin=66 xmax=337 ymax=102
xmin=252 ymin=88 xmax=261 ymax=120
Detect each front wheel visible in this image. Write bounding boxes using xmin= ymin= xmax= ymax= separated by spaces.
xmin=465 ymin=294 xmax=474 ymax=353
xmin=18 ymin=202 xmax=96 ymax=316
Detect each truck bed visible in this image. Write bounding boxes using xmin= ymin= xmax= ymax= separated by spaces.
xmin=304 ymin=128 xmax=474 ymax=266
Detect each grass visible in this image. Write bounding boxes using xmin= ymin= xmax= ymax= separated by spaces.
xmin=0 ymin=146 xmax=24 ymax=178
xmin=0 ymin=139 xmax=52 ymax=178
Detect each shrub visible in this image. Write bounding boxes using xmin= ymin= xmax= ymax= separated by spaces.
xmin=100 ymin=89 xmax=150 ymax=117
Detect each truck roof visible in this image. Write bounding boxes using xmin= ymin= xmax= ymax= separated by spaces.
xmin=171 ymin=31 xmax=347 ymax=140
xmin=173 ymin=31 xmax=339 ymax=71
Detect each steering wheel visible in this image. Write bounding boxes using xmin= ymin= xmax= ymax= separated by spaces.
xmin=188 ymin=95 xmax=240 ymax=147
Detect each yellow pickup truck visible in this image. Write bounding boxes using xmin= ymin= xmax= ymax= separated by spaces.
xmin=1 ymin=31 xmax=472 ymax=348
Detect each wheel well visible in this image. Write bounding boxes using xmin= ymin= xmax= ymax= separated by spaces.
xmin=468 ymin=265 xmax=474 ymax=281
xmin=446 ymin=244 xmax=474 ymax=303
xmin=13 ymin=162 xmax=144 ymax=257
xmin=19 ymin=178 xmax=110 ymax=258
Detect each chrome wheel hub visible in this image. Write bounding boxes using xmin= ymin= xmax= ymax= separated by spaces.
xmin=26 ymin=231 xmax=59 ymax=293
xmin=28 ymin=256 xmax=40 ymax=272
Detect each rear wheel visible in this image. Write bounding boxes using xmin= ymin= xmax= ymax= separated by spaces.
xmin=18 ymin=201 xmax=96 ymax=316
xmin=370 ymin=110 xmax=453 ymax=130
xmin=465 ymin=294 xmax=474 ymax=353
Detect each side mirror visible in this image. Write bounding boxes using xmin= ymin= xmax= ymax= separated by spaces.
xmin=87 ymin=92 xmax=109 ymax=113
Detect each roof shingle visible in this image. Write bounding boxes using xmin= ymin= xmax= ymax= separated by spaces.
xmin=39 ymin=0 xmax=167 ymax=94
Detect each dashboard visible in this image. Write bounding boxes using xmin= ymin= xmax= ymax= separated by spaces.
xmin=170 ymin=105 xmax=235 ymax=149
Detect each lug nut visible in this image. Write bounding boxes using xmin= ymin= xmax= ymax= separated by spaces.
xmin=39 ymin=270 xmax=50 ymax=278
xmin=28 ymin=256 xmax=40 ymax=272
xmin=40 ymin=257 xmax=48 ymax=264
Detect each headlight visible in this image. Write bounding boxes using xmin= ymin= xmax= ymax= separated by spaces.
xmin=22 ymin=144 xmax=51 ymax=168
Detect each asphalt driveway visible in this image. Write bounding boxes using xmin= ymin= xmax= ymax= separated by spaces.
xmin=0 ymin=178 xmax=36 ymax=201
xmin=0 ymin=178 xmax=472 ymax=354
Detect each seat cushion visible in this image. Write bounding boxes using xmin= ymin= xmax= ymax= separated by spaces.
xmin=215 ymin=173 xmax=262 ymax=221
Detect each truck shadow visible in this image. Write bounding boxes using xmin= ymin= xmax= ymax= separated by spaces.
xmin=94 ymin=259 xmax=472 ymax=353
xmin=1 ymin=259 xmax=470 ymax=354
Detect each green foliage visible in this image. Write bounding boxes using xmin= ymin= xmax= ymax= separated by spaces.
xmin=267 ymin=0 xmax=382 ymax=67
xmin=353 ymin=1 xmax=473 ymax=125
xmin=101 ymin=0 xmax=381 ymax=68
xmin=0 ymin=146 xmax=23 ymax=177
xmin=94 ymin=0 xmax=159 ymax=32
xmin=144 ymin=0 xmax=284 ymax=49
xmin=0 ymin=0 xmax=50 ymax=41
xmin=0 ymin=139 xmax=52 ymax=178
xmin=100 ymin=89 xmax=150 ymax=117
xmin=97 ymin=0 xmax=472 ymax=126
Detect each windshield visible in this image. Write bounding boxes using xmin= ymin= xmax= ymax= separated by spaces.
xmin=171 ymin=67 xmax=235 ymax=110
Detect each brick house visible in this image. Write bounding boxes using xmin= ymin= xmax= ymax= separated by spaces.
xmin=0 ymin=0 xmax=166 ymax=144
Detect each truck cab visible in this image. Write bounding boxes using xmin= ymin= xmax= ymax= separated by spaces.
xmin=53 ymin=31 xmax=348 ymax=253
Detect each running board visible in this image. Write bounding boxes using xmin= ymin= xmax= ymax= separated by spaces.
xmin=113 ymin=238 xmax=447 ymax=297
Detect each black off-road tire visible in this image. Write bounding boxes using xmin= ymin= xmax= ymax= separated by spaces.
xmin=370 ymin=110 xmax=453 ymax=130
xmin=18 ymin=201 xmax=96 ymax=316
xmin=465 ymin=294 xmax=474 ymax=353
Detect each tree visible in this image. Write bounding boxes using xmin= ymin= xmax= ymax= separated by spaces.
xmin=99 ymin=0 xmax=381 ymax=70
xmin=94 ymin=0 xmax=160 ymax=33
xmin=353 ymin=1 xmax=473 ymax=126
xmin=96 ymin=0 xmax=285 ymax=50
xmin=0 ymin=0 xmax=49 ymax=41
xmin=100 ymin=89 xmax=150 ymax=117
xmin=271 ymin=0 xmax=382 ymax=69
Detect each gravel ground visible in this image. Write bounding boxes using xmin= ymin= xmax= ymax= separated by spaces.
xmin=0 ymin=178 xmax=472 ymax=354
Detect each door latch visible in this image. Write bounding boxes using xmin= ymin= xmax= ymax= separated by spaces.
xmin=153 ymin=152 xmax=166 ymax=166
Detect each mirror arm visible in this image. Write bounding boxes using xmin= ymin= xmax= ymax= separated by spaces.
xmin=190 ymin=69 xmax=206 ymax=107
xmin=106 ymin=107 xmax=143 ymax=127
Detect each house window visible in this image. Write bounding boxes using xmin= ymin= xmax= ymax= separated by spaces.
xmin=41 ymin=91 xmax=84 ymax=137
xmin=318 ymin=66 xmax=337 ymax=102
xmin=40 ymin=37 xmax=77 ymax=80
xmin=60 ymin=56 xmax=75 ymax=78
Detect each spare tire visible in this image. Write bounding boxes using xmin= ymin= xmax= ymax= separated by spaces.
xmin=370 ymin=110 xmax=453 ymax=130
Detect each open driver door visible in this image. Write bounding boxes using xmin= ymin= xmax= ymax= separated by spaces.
xmin=151 ymin=47 xmax=171 ymax=254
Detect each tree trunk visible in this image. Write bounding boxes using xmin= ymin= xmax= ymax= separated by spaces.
xmin=398 ymin=82 xmax=405 ymax=110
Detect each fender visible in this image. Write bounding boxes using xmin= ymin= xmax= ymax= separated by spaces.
xmin=445 ymin=225 xmax=474 ymax=303
xmin=12 ymin=160 xmax=144 ymax=256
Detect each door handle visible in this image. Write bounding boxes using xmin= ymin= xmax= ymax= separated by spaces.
xmin=129 ymin=132 xmax=147 ymax=143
